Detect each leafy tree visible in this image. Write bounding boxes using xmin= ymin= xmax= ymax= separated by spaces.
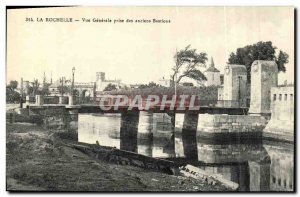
xmin=73 ymin=89 xmax=80 ymax=97
xmin=171 ymin=45 xmax=207 ymax=86
xmin=6 ymin=90 xmax=20 ymax=103
xmin=98 ymin=86 xmax=219 ymax=101
xmin=6 ymin=80 xmax=20 ymax=103
xmin=276 ymin=50 xmax=289 ymax=72
xmin=58 ymin=85 xmax=70 ymax=95
xmin=29 ymin=79 xmax=40 ymax=96
xmin=6 ymin=80 xmax=18 ymax=91
xmin=40 ymin=84 xmax=50 ymax=96
xmin=228 ymin=41 xmax=289 ymax=82
xmin=138 ymin=82 xmax=160 ymax=89
xmin=104 ymin=83 xmax=117 ymax=91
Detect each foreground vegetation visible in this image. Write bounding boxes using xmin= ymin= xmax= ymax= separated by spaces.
xmin=101 ymin=86 xmax=219 ymax=101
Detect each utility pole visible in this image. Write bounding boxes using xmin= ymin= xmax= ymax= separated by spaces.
xmin=71 ymin=67 xmax=75 ymax=95
xmin=60 ymin=77 xmax=65 ymax=98
xmin=174 ymin=48 xmax=178 ymax=108
xmin=175 ymin=72 xmax=177 ymax=106
xmin=69 ymin=67 xmax=76 ymax=105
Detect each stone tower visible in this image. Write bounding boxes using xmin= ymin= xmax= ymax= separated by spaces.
xmin=249 ymin=60 xmax=278 ymax=114
xmin=222 ymin=64 xmax=247 ymax=107
xmin=204 ymin=57 xmax=221 ymax=86
xmin=96 ymin=72 xmax=105 ymax=82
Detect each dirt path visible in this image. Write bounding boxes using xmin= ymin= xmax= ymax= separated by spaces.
xmin=6 ymin=122 xmax=231 ymax=192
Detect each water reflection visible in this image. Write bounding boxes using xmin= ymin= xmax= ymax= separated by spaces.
xmin=199 ymin=163 xmax=250 ymax=191
xmin=78 ymin=114 xmax=120 ymax=148
xmin=78 ymin=113 xmax=294 ymax=192
xmin=263 ymin=141 xmax=294 ymax=191
xmin=79 ymin=112 xmax=175 ymax=158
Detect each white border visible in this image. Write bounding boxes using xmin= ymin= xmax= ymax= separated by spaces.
xmin=1 ymin=1 xmax=298 ymax=197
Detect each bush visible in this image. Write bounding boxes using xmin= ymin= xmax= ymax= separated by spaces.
xmin=99 ymin=86 xmax=219 ymax=101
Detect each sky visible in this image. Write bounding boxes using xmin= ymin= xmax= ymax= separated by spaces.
xmin=7 ymin=6 xmax=294 ymax=85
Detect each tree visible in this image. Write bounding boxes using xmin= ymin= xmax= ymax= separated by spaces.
xmin=58 ymin=85 xmax=70 ymax=95
xmin=7 ymin=80 xmax=18 ymax=91
xmin=138 ymin=82 xmax=160 ymax=89
xmin=228 ymin=41 xmax=289 ymax=82
xmin=171 ymin=45 xmax=207 ymax=86
xmin=6 ymin=80 xmax=20 ymax=103
xmin=29 ymin=79 xmax=40 ymax=96
xmin=40 ymin=84 xmax=50 ymax=96
xmin=276 ymin=50 xmax=289 ymax=72
xmin=104 ymin=83 xmax=117 ymax=91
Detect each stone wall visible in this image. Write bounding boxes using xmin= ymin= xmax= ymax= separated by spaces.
xmin=263 ymin=86 xmax=294 ymax=141
xmin=29 ymin=105 xmax=78 ymax=140
xmin=197 ymin=114 xmax=267 ymax=138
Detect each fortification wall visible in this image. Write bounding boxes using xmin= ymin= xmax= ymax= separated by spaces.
xmin=263 ymin=86 xmax=294 ymax=141
xmin=197 ymin=114 xmax=267 ymax=138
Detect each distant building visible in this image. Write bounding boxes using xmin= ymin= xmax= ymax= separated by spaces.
xmin=49 ymin=80 xmax=70 ymax=96
xmin=130 ymin=84 xmax=143 ymax=89
xmin=158 ymin=77 xmax=171 ymax=87
xmin=204 ymin=57 xmax=221 ymax=86
xmin=96 ymin=72 xmax=122 ymax=91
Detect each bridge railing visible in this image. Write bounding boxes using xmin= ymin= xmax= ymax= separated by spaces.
xmin=25 ymin=94 xmax=248 ymax=109
xmin=44 ymin=96 xmax=60 ymax=104
xmin=79 ymin=97 xmax=248 ymax=108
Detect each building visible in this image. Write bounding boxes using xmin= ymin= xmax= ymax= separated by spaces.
xmin=158 ymin=77 xmax=171 ymax=87
xmin=49 ymin=80 xmax=70 ymax=96
xmin=130 ymin=84 xmax=143 ymax=89
xmin=96 ymin=72 xmax=122 ymax=91
xmin=263 ymin=85 xmax=294 ymax=141
xmin=204 ymin=57 xmax=221 ymax=86
xmin=46 ymin=72 xmax=121 ymax=98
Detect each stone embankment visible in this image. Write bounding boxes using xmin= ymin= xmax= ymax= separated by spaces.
xmin=197 ymin=114 xmax=267 ymax=138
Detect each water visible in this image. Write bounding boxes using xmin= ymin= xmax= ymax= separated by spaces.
xmin=78 ymin=113 xmax=294 ymax=192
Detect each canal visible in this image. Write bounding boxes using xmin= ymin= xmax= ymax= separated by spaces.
xmin=78 ymin=113 xmax=294 ymax=192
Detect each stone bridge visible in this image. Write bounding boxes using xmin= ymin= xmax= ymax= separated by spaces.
xmin=25 ymin=60 xmax=293 ymax=145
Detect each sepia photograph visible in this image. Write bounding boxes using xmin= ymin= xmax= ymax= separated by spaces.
xmin=5 ymin=6 xmax=295 ymax=192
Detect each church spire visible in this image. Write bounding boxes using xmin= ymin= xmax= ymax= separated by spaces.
xmin=210 ymin=57 xmax=215 ymax=67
